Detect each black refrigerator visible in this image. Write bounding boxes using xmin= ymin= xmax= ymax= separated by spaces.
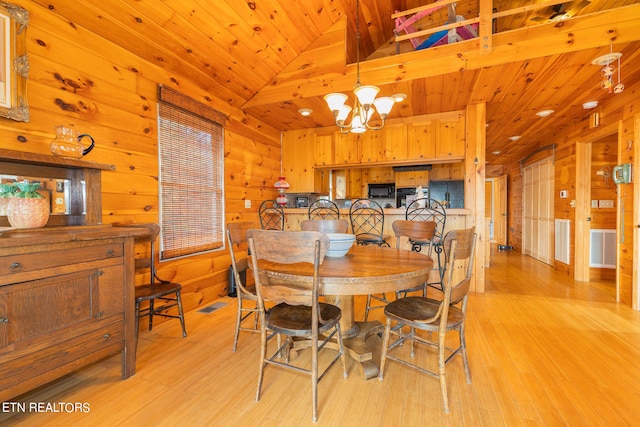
xmin=428 ymin=180 xmax=464 ymax=208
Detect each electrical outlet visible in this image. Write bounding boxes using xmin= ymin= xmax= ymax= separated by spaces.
xmin=244 ymin=199 xmax=251 ymax=208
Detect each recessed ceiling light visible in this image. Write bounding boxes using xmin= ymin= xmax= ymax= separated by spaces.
xmin=536 ymin=109 xmax=554 ymax=117
xmin=392 ymin=93 xmax=407 ymax=102
xmin=298 ymin=108 xmax=312 ymax=116
xmin=508 ymin=135 xmax=521 ymax=141
xmin=582 ymin=101 xmax=598 ymax=109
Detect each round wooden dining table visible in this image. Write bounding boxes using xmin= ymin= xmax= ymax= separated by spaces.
xmin=258 ymin=244 xmax=433 ymax=379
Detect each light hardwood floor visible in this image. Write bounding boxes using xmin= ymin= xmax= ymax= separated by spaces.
xmin=2 ymin=248 xmax=639 ymax=426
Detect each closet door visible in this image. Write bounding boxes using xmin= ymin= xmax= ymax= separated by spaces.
xmin=522 ymin=157 xmax=554 ymax=265
xmin=523 ymin=167 xmax=533 ymax=256
xmin=537 ymin=159 xmax=554 ymax=264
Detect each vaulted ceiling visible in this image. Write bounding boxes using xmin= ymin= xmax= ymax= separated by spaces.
xmin=36 ymin=0 xmax=640 ymax=166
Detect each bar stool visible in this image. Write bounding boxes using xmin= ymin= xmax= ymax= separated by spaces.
xmin=405 ymin=198 xmax=446 ymax=290
xmin=308 ymin=199 xmax=340 ymax=219
xmin=259 ymin=200 xmax=284 ymax=230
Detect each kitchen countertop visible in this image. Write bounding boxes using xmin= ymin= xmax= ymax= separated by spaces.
xmin=283 ymin=208 xmax=471 ymax=215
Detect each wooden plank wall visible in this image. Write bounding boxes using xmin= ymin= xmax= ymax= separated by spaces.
xmin=590 ymin=137 xmax=618 ymax=230
xmin=0 ymin=0 xmax=280 ymax=315
xmin=502 ymin=86 xmax=639 ymax=305
xmin=619 ymin=103 xmax=637 ymax=306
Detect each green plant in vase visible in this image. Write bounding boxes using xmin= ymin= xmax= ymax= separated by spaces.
xmin=8 ymin=182 xmax=50 ymax=228
xmin=0 ymin=183 xmax=18 ymax=216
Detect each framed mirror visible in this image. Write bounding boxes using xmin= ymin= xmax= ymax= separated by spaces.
xmin=0 ymin=1 xmax=29 ymax=122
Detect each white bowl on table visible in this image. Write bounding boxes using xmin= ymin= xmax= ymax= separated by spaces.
xmin=325 ymin=233 xmax=356 ymax=257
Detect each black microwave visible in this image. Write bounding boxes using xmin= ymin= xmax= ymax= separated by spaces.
xmin=368 ymin=183 xmax=395 ymax=198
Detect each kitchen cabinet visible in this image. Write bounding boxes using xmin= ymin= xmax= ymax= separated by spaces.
xmin=406 ymin=113 xmax=465 ymax=161
xmin=381 ymin=124 xmax=408 ymax=161
xmin=359 ymin=130 xmax=383 ymax=163
xmin=0 ymin=225 xmax=144 ymax=401
xmin=282 ymin=111 xmax=465 ymax=194
xmin=314 ymin=132 xmax=333 ymax=166
xmin=362 ymin=166 xmax=394 ymax=184
xmin=334 ymin=169 xmax=364 ymax=199
xmin=334 ymin=131 xmax=360 ymax=165
xmin=407 ymin=120 xmax=436 ymax=160
xmin=395 ymin=170 xmax=429 ymax=187
xmin=282 ymin=129 xmax=328 ymax=193
xmin=435 ymin=116 xmax=465 ymax=158
xmin=429 ymin=162 xmax=465 ymax=180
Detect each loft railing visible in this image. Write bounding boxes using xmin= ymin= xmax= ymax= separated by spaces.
xmin=393 ymin=0 xmax=608 ymax=54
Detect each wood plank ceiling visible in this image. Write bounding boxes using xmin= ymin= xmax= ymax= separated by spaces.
xmin=36 ymin=0 xmax=640 ymax=166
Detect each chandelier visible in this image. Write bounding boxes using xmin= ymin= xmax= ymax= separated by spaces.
xmin=323 ymin=0 xmax=400 ymax=134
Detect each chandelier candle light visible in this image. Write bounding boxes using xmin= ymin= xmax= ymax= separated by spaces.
xmin=324 ymin=0 xmax=401 ymax=134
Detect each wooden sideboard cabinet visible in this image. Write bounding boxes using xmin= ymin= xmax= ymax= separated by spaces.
xmin=0 ymin=225 xmax=145 ymax=401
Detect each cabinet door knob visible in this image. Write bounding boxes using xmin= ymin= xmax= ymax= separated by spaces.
xmin=106 ymin=249 xmax=115 ymax=257
xmin=0 ymin=317 xmax=8 ymax=323
xmin=103 ymin=334 xmax=111 ymax=341
xmin=9 ymin=262 xmax=23 ymax=272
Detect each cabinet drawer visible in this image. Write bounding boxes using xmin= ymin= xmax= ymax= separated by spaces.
xmin=0 ymin=316 xmax=124 ymax=400
xmin=0 ymin=242 xmax=123 ymax=281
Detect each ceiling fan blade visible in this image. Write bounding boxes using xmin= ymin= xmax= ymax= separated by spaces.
xmin=529 ymin=0 xmax=591 ymax=22
xmin=575 ymin=0 xmax=592 ymax=10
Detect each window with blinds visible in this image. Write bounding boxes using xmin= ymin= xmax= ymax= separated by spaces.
xmin=157 ymin=85 xmax=225 ymax=260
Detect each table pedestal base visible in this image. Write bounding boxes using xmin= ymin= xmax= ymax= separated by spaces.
xmin=289 ymin=321 xmax=385 ymax=380
xmin=342 ymin=321 xmax=385 ymax=380
xmin=322 ymin=294 xmax=387 ymax=380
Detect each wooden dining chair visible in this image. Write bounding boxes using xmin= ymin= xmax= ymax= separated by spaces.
xmin=258 ymin=200 xmax=285 ymax=230
xmin=127 ymin=223 xmax=187 ymax=347
xmin=247 ymin=229 xmax=349 ymax=423
xmin=378 ymin=227 xmax=476 ymax=414
xmin=226 ymin=221 xmax=261 ymax=351
xmin=308 ymin=199 xmax=340 ymax=219
xmin=300 ymin=218 xmax=349 ymax=233
xmin=363 ymin=219 xmax=437 ymax=321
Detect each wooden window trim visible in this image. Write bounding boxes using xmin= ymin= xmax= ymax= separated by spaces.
xmin=158 ymin=85 xmax=225 ymax=260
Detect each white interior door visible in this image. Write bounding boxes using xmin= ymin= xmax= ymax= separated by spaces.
xmin=523 ymin=157 xmax=554 ymax=265
xmin=523 ymin=167 xmax=533 ymax=255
